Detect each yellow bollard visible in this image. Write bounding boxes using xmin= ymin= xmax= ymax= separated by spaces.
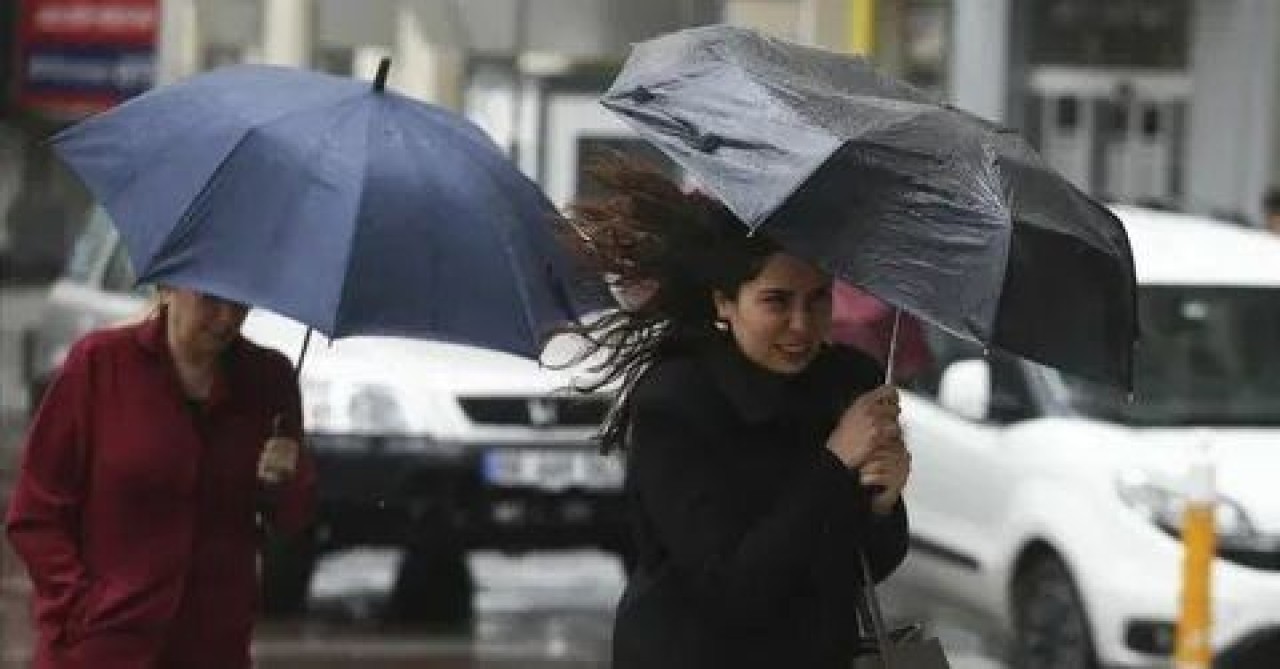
xmin=1174 ymin=452 xmax=1215 ymax=669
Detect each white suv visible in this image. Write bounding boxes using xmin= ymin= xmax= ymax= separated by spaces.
xmin=897 ymin=207 xmax=1280 ymax=669
xmin=19 ymin=209 xmax=625 ymax=624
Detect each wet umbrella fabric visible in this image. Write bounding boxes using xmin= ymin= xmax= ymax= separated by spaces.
xmin=54 ymin=63 xmax=599 ymax=358
xmin=602 ymin=25 xmax=1137 ymax=386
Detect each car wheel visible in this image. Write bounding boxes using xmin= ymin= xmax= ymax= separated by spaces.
xmin=1011 ymin=553 xmax=1098 ymax=669
xmin=386 ymin=536 xmax=474 ymax=628
xmin=260 ymin=532 xmax=318 ymax=617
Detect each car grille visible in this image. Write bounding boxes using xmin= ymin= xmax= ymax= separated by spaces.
xmin=459 ymin=396 xmax=610 ymax=428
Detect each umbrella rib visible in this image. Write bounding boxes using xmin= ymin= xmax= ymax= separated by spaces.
xmin=396 ymin=102 xmax=548 ymax=350
xmin=138 ymin=93 xmax=370 ymax=290
xmin=95 ymin=79 xmax=361 ymax=224
xmin=135 ymin=128 xmax=260 ymax=279
xmin=326 ymin=99 xmax=381 ymax=337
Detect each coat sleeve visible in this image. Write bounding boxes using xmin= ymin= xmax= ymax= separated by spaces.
xmin=825 ymin=344 xmax=911 ymax=583
xmin=860 ymin=499 xmax=910 ymax=584
xmin=627 ymin=384 xmax=861 ymax=627
xmin=4 ymin=339 xmax=94 ymax=638
xmin=263 ymin=353 xmax=315 ymax=536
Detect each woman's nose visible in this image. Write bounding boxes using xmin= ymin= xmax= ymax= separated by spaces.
xmin=788 ymin=307 xmax=813 ymax=333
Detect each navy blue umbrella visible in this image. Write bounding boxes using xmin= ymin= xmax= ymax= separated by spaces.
xmin=54 ymin=60 xmax=599 ymax=360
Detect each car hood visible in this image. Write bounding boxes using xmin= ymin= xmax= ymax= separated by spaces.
xmin=241 ymin=311 xmax=592 ymax=395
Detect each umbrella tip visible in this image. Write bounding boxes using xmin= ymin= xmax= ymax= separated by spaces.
xmin=373 ymin=58 xmax=391 ymax=92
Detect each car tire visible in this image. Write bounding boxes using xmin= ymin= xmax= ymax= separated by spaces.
xmin=1011 ymin=553 xmax=1098 ymax=669
xmin=260 ymin=532 xmax=318 ymax=618
xmin=386 ymin=535 xmax=474 ymax=628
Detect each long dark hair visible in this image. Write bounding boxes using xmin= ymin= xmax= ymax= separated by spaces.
xmin=555 ymin=157 xmax=780 ymax=452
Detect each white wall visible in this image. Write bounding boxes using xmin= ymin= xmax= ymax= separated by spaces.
xmin=948 ymin=0 xmax=1010 ymax=122
xmin=1186 ymin=0 xmax=1280 ymax=225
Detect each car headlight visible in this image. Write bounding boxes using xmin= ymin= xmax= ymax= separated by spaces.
xmin=1116 ymin=470 xmax=1259 ymax=550
xmin=348 ymin=384 xmax=409 ymax=434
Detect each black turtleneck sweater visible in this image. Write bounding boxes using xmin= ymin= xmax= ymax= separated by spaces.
xmin=611 ymin=341 xmax=909 ymax=669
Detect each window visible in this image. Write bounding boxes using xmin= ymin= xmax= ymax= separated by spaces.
xmin=1062 ymin=286 xmax=1280 ymax=426
xmin=909 ymin=324 xmax=1037 ymax=423
xmin=1029 ymin=0 xmax=1190 ymax=68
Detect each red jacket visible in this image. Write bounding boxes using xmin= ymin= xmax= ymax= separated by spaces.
xmin=5 ymin=316 xmax=315 ymax=669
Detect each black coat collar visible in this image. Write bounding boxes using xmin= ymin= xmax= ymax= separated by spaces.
xmin=704 ymin=337 xmax=850 ymax=424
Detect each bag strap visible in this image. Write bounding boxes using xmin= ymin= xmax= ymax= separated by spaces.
xmin=859 ymin=550 xmax=895 ymax=669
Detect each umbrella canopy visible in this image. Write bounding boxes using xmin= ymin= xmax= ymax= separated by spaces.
xmin=602 ymin=25 xmax=1137 ymax=387
xmin=54 ymin=62 xmax=599 ymax=358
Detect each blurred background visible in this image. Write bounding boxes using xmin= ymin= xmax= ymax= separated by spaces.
xmin=2 ymin=0 xmax=1277 ymax=279
xmin=2 ymin=1 xmax=1278 ymax=668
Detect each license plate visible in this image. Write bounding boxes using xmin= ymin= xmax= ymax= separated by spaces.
xmin=482 ymin=449 xmax=623 ymax=491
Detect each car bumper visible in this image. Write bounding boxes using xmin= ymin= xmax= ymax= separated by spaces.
xmin=306 ymin=434 xmax=628 ymax=551
xmin=1084 ymin=535 xmax=1280 ymax=668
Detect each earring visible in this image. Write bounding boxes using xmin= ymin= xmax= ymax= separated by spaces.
xmin=714 ymin=318 xmax=730 ymax=332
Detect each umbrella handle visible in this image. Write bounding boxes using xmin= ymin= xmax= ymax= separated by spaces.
xmin=863 ymin=308 xmax=903 ymax=502
xmin=293 ymin=327 xmax=313 ymax=382
xmin=883 ymin=308 xmax=902 ymax=386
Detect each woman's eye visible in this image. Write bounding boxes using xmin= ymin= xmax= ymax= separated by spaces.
xmin=761 ymin=295 xmax=789 ymax=308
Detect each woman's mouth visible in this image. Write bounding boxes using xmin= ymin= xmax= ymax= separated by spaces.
xmin=776 ymin=342 xmax=813 ymax=358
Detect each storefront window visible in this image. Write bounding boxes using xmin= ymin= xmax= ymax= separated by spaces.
xmin=1030 ymin=0 xmax=1189 ymax=68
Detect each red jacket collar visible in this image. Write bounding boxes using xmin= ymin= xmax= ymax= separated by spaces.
xmin=134 ymin=309 xmax=244 ymax=409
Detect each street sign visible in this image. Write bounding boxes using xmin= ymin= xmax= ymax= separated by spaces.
xmin=15 ymin=0 xmax=159 ymax=117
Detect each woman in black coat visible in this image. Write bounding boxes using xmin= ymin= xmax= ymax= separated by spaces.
xmin=557 ymin=159 xmax=912 ymax=669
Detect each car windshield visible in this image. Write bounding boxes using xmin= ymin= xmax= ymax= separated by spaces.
xmin=1059 ymin=285 xmax=1280 ymax=427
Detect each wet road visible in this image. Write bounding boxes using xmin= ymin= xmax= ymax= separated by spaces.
xmin=3 ymin=547 xmax=1004 ymax=668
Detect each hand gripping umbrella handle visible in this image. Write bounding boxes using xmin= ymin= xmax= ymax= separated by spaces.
xmin=865 ymin=308 xmax=903 ymax=500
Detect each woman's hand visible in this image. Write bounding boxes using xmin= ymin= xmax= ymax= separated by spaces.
xmin=825 ymin=385 xmax=901 ymax=469
xmin=825 ymin=385 xmax=911 ymax=515
xmin=861 ymin=439 xmax=911 ymax=515
xmin=258 ymin=436 xmax=299 ymax=485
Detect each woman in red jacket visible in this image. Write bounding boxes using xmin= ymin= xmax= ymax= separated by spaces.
xmin=5 ymin=287 xmax=316 ymax=669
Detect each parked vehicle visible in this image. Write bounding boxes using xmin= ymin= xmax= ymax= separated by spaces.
xmin=897 ymin=206 xmax=1280 ymax=668
xmin=20 ymin=209 xmax=626 ymax=623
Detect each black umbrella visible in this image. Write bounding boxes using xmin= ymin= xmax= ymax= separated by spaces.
xmin=602 ymin=25 xmax=1137 ymax=388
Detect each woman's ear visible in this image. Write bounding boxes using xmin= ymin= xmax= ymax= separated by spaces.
xmin=712 ymin=289 xmax=734 ymax=322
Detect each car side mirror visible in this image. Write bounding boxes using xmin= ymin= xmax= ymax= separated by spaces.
xmin=938 ymin=358 xmax=991 ymax=422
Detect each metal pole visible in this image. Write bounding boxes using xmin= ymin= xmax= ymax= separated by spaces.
xmin=1174 ymin=441 xmax=1216 ymax=669
xmin=883 ymin=307 xmax=902 ymax=385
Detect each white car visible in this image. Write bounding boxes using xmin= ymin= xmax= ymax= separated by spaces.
xmin=20 ymin=209 xmax=625 ymax=623
xmin=897 ymin=207 xmax=1280 ymax=669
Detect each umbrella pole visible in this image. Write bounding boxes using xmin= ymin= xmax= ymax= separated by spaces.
xmin=294 ymin=327 xmax=314 ymax=381
xmin=884 ymin=308 xmax=902 ymax=386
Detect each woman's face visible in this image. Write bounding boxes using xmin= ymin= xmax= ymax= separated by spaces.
xmin=714 ymin=253 xmax=832 ymax=374
xmin=164 ymin=288 xmax=249 ymax=358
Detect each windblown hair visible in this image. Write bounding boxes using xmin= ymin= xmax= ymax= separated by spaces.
xmin=555 ymin=157 xmax=780 ymax=453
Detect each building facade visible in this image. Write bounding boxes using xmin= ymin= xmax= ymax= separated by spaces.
xmin=4 ymin=0 xmax=1277 ymax=278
